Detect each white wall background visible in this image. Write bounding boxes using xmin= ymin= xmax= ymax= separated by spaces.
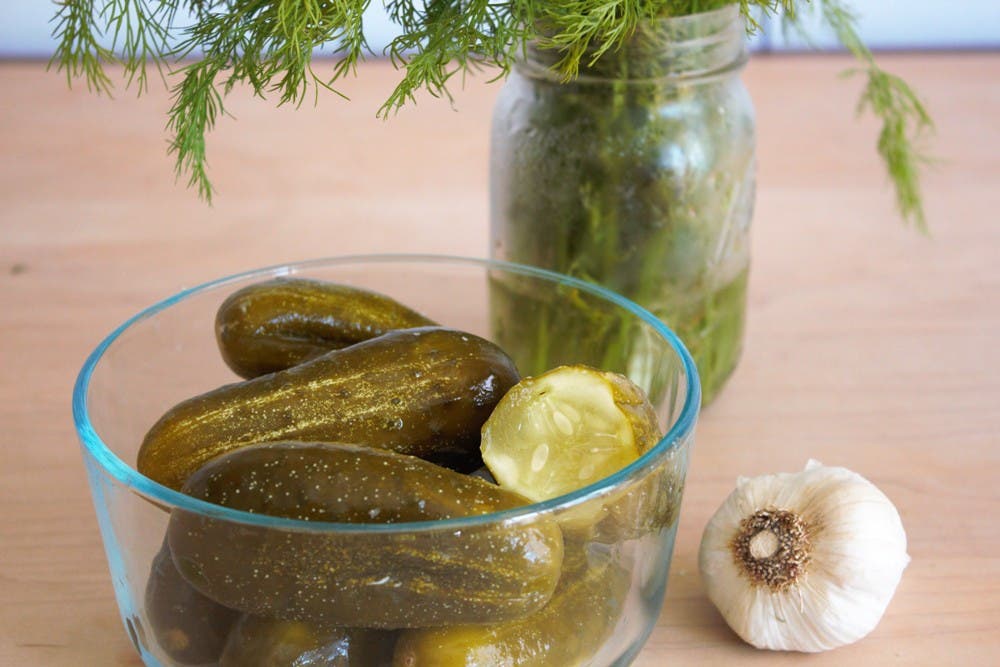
xmin=759 ymin=0 xmax=1000 ymax=51
xmin=2 ymin=0 xmax=998 ymax=58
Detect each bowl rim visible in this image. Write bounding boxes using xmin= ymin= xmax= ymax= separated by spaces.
xmin=72 ymin=254 xmax=701 ymax=532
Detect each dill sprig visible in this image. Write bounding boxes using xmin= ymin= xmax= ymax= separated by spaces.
xmin=814 ymin=1 xmax=933 ymax=230
xmin=50 ymin=0 xmax=115 ymax=94
xmin=50 ymin=0 xmax=932 ymax=223
xmin=381 ymin=0 xmax=527 ymax=115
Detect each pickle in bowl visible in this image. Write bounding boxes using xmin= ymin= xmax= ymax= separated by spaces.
xmin=220 ymin=615 xmax=396 ymax=667
xmin=75 ymin=257 xmax=699 ymax=667
xmin=144 ymin=540 xmax=239 ymax=666
xmin=167 ymin=442 xmax=564 ymax=628
xmin=215 ymin=278 xmax=436 ymax=379
xmin=138 ymin=327 xmax=519 ymax=489
xmin=393 ymin=542 xmax=629 ymax=667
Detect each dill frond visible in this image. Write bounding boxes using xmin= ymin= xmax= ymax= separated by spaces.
xmin=809 ymin=1 xmax=933 ymax=230
xmin=855 ymin=68 xmax=933 ymax=231
xmin=52 ymin=0 xmax=933 ymax=224
xmin=50 ymin=0 xmax=117 ymax=95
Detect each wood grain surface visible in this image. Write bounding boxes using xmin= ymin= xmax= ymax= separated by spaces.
xmin=1 ymin=53 xmax=998 ymax=666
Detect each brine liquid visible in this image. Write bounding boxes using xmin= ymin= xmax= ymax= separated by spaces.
xmin=489 ymin=268 xmax=748 ymax=406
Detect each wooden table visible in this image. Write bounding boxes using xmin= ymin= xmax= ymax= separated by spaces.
xmin=1 ymin=53 xmax=997 ymax=665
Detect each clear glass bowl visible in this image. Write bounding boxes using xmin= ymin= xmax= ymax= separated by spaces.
xmin=73 ymin=255 xmax=700 ymax=667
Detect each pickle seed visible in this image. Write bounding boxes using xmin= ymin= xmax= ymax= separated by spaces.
xmin=552 ymin=410 xmax=574 ymax=436
xmin=530 ymin=444 xmax=550 ymax=473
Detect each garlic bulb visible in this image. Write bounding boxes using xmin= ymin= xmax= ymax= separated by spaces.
xmin=698 ymin=460 xmax=909 ymax=652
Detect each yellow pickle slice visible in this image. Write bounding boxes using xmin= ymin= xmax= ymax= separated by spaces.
xmin=481 ymin=364 xmax=661 ymax=502
xmin=481 ymin=364 xmax=684 ymax=543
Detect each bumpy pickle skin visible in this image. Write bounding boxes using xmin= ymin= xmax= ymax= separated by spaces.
xmin=167 ymin=442 xmax=564 ymax=629
xmin=138 ymin=327 xmax=519 ymax=490
xmin=144 ymin=540 xmax=239 ymax=666
xmin=220 ymin=615 xmax=396 ymax=667
xmin=392 ymin=542 xmax=628 ymax=667
xmin=215 ymin=278 xmax=436 ymax=379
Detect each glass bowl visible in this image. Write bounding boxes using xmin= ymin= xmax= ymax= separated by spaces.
xmin=73 ymin=255 xmax=700 ymax=666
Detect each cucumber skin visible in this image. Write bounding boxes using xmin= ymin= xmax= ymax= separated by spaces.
xmin=215 ymin=278 xmax=436 ymax=379
xmin=168 ymin=442 xmax=565 ymax=629
xmin=144 ymin=540 xmax=239 ymax=666
xmin=138 ymin=327 xmax=519 ymax=490
xmin=392 ymin=542 xmax=628 ymax=667
xmin=220 ymin=615 xmax=396 ymax=667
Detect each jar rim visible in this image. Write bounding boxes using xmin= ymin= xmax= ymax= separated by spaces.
xmin=73 ymin=254 xmax=701 ymax=534
xmin=520 ymin=3 xmax=747 ymax=83
xmin=649 ymin=3 xmax=741 ymax=28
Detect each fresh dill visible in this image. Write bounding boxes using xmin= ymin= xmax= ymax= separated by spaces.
xmin=51 ymin=0 xmax=931 ymax=224
xmin=815 ymin=1 xmax=933 ymax=230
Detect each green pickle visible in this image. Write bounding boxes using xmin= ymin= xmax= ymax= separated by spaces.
xmin=216 ymin=278 xmax=436 ymax=378
xmin=167 ymin=442 xmax=564 ymax=628
xmin=220 ymin=616 xmax=395 ymax=667
xmin=144 ymin=541 xmax=239 ymax=666
xmin=138 ymin=327 xmax=519 ymax=489
xmin=392 ymin=542 xmax=629 ymax=666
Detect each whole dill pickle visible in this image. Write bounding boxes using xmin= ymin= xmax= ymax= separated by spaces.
xmin=168 ymin=442 xmax=563 ymax=628
xmin=216 ymin=278 xmax=436 ymax=378
xmin=144 ymin=540 xmax=239 ymax=666
xmin=220 ymin=615 xmax=396 ymax=667
xmin=392 ymin=542 xmax=628 ymax=666
xmin=138 ymin=327 xmax=519 ymax=490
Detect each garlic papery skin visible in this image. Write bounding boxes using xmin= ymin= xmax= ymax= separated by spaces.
xmin=698 ymin=460 xmax=909 ymax=652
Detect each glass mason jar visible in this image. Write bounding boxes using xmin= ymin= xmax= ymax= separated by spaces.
xmin=490 ymin=5 xmax=754 ymax=404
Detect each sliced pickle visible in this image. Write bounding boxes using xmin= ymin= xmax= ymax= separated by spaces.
xmin=481 ymin=365 xmax=661 ymax=502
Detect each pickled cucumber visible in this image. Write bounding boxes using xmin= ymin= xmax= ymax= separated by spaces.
xmin=216 ymin=278 xmax=436 ymax=378
xmin=589 ymin=452 xmax=686 ymax=544
xmin=168 ymin=442 xmax=564 ymax=628
xmin=392 ymin=543 xmax=628 ymax=666
xmin=220 ymin=616 xmax=395 ymax=667
xmin=139 ymin=327 xmax=519 ymax=490
xmin=144 ymin=541 xmax=239 ymax=665
xmin=480 ymin=364 xmax=679 ymax=543
xmin=480 ymin=365 xmax=661 ymax=503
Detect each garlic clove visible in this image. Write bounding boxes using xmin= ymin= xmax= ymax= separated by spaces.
xmin=699 ymin=461 xmax=909 ymax=652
